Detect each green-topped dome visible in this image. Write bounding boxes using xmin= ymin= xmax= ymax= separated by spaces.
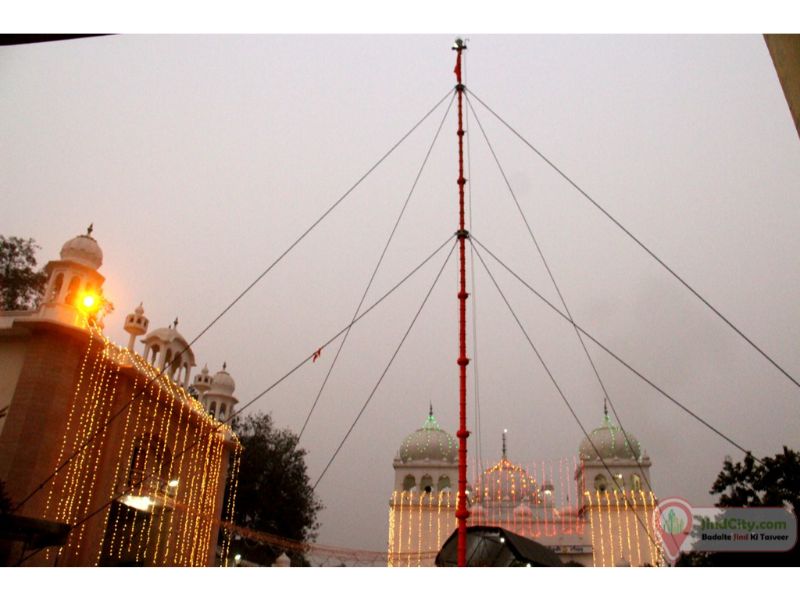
xmin=579 ymin=412 xmax=642 ymax=461
xmin=398 ymin=408 xmax=457 ymax=463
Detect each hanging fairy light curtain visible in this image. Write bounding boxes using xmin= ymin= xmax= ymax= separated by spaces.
xmin=39 ymin=324 xmax=241 ymax=566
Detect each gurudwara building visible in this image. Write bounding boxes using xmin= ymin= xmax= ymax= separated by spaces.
xmin=0 ymin=229 xmax=241 ymax=566
xmin=387 ymin=407 xmax=664 ymax=567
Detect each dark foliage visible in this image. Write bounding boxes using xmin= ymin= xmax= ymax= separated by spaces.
xmin=0 ymin=236 xmax=47 ymax=311
xmin=227 ymin=412 xmax=322 ymax=566
xmin=677 ymin=447 xmax=799 ymax=567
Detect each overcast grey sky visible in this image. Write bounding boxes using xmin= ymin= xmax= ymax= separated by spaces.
xmin=2 ymin=35 xmax=799 ymax=552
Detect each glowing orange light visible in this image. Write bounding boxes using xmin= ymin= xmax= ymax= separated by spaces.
xmin=77 ymin=291 xmax=102 ymax=314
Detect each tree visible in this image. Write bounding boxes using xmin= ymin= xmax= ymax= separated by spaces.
xmin=226 ymin=412 xmax=323 ymax=566
xmin=677 ymin=447 xmax=799 ymax=566
xmin=712 ymin=447 xmax=800 ymax=517
xmin=0 ymin=236 xmax=47 ymax=311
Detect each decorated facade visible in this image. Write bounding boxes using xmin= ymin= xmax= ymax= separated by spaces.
xmin=387 ymin=408 xmax=664 ymax=567
xmin=0 ymin=230 xmax=240 ymax=566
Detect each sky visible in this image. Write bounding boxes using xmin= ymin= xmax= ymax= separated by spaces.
xmin=2 ymin=34 xmax=799 ymax=553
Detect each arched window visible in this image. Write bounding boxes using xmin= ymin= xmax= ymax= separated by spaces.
xmin=594 ymin=474 xmax=607 ymax=492
xmin=164 ymin=349 xmax=173 ymax=371
xmin=65 ymin=275 xmax=81 ymax=305
xmin=631 ymin=474 xmax=642 ymax=492
xmin=219 ymin=404 xmax=226 ymax=419
xmin=402 ymin=474 xmax=415 ymax=491
xmin=150 ymin=345 xmax=160 ymax=366
xmin=49 ymin=272 xmax=64 ymax=302
xmin=420 ymin=474 xmax=433 ymax=494
xmin=438 ymin=475 xmax=451 ymax=491
xmin=209 ymin=402 xmax=217 ymax=418
xmin=614 ymin=473 xmax=625 ymax=491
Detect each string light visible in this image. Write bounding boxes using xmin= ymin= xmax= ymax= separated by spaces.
xmin=34 ymin=325 xmax=239 ymax=567
xmin=605 ymin=490 xmax=615 ymax=566
xmin=630 ymin=490 xmax=642 ymax=566
xmin=586 ymin=491 xmax=597 ymax=567
xmin=387 ymin=491 xmax=397 ymax=566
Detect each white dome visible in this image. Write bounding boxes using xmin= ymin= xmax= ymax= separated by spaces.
xmin=579 ymin=413 xmax=642 ymax=461
xmin=398 ymin=410 xmax=456 ymax=463
xmin=143 ymin=326 xmax=188 ymax=347
xmin=61 ymin=232 xmax=103 ymax=270
xmin=210 ymin=367 xmax=235 ymax=395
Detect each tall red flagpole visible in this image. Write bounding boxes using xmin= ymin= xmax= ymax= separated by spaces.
xmin=453 ymin=37 xmax=470 ymax=567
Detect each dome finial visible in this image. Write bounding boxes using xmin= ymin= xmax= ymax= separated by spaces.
xmin=502 ymin=428 xmax=508 ymax=459
xmin=87 ymin=223 xmax=94 ymax=236
xmin=603 ymin=396 xmax=608 ymax=417
xmin=223 ymin=361 xmax=227 ymax=371
xmin=429 ymin=402 xmax=433 ymax=417
xmin=173 ymin=317 xmax=179 ymax=329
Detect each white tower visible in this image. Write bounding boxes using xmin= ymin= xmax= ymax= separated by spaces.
xmin=392 ymin=405 xmax=458 ymax=493
xmin=124 ymin=303 xmax=149 ymax=352
xmin=576 ymin=409 xmax=651 ymax=496
xmin=203 ymin=363 xmax=238 ymax=421
xmin=38 ymin=226 xmax=106 ymax=329
xmin=191 ymin=364 xmax=213 ymax=405
xmin=576 ymin=408 xmax=661 ymax=567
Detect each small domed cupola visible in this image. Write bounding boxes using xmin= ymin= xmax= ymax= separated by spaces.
xmin=192 ymin=364 xmax=213 ymax=393
xmin=210 ymin=364 xmax=236 ymax=396
xmin=140 ymin=318 xmax=196 ymax=388
xmin=38 ymin=225 xmax=107 ymax=329
xmin=203 ymin=362 xmax=238 ymax=422
xmin=124 ymin=302 xmax=149 ymax=352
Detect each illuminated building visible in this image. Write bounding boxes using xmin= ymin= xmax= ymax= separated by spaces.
xmin=387 ymin=408 xmax=663 ymax=566
xmin=0 ymin=229 xmax=240 ymax=566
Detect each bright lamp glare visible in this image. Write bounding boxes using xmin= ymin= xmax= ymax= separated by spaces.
xmin=77 ymin=291 xmax=102 ymax=314
xmin=120 ymin=494 xmax=154 ymax=512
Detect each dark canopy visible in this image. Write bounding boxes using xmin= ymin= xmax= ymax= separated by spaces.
xmin=435 ymin=525 xmax=563 ymax=567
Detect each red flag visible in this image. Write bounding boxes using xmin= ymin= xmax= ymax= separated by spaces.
xmin=454 ymin=53 xmax=462 ymax=81
xmin=312 ymin=348 xmax=322 ymax=363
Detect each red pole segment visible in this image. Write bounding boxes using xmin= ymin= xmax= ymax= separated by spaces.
xmin=453 ymin=38 xmax=470 ymax=568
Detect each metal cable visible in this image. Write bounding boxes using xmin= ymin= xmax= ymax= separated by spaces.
xmin=12 ymin=89 xmax=455 ymax=513
xmin=470 ymin=235 xmax=758 ymax=463
xmin=470 ymin=238 xmax=663 ymax=552
xmin=298 ymin=91 xmax=456 ymax=440
xmin=466 ymin=96 xmax=655 ymax=496
xmin=313 ymin=240 xmax=458 ymax=490
xmin=467 ymin=87 xmax=800 ymax=393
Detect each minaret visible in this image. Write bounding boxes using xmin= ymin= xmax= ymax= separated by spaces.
xmin=192 ymin=364 xmax=213 ymax=407
xmin=203 ymin=363 xmax=237 ymax=421
xmin=38 ymin=227 xmax=106 ymax=329
xmin=124 ymin=303 xmax=149 ymax=352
